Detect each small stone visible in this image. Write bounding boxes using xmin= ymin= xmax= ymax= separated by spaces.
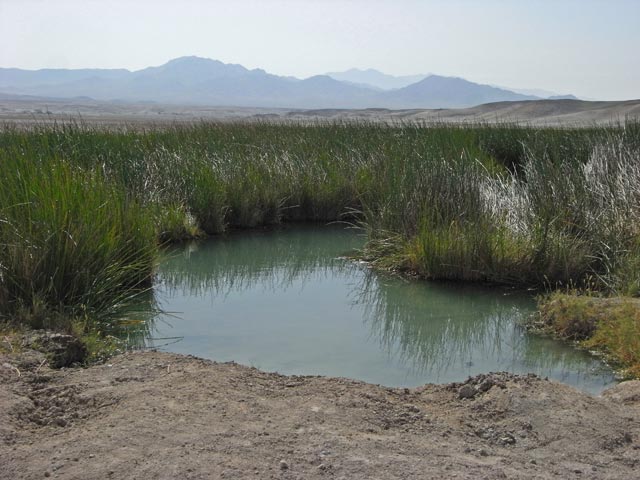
xmin=40 ymin=334 xmax=87 ymax=368
xmin=498 ymin=434 xmax=516 ymax=446
xmin=479 ymin=449 xmax=489 ymax=457
xmin=279 ymin=460 xmax=289 ymax=470
xmin=458 ymin=385 xmax=477 ymax=399
xmin=478 ymin=379 xmax=494 ymax=392
xmin=44 ymin=472 xmax=51 ymax=478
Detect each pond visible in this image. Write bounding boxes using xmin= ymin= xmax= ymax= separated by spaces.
xmin=147 ymin=225 xmax=616 ymax=394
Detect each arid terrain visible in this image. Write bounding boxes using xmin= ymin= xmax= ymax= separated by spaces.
xmin=1 ymin=96 xmax=639 ymax=126
xmin=2 ymin=347 xmax=639 ymax=479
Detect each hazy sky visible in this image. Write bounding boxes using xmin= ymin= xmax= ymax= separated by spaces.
xmin=1 ymin=0 xmax=638 ymax=100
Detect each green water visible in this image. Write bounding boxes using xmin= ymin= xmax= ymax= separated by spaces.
xmin=150 ymin=225 xmax=616 ymax=393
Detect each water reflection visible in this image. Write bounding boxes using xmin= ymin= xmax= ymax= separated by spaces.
xmin=357 ymin=275 xmax=611 ymax=384
xmin=149 ymin=225 xmax=616 ymax=393
xmin=359 ymin=275 xmax=529 ymax=376
xmin=106 ymin=289 xmax=164 ymax=349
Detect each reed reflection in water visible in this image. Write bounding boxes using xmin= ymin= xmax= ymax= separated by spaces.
xmin=150 ymin=225 xmax=616 ymax=393
xmin=357 ymin=274 xmax=612 ymax=387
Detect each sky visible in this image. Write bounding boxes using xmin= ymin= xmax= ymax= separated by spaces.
xmin=1 ymin=0 xmax=638 ymax=100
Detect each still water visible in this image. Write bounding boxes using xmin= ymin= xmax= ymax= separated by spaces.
xmin=149 ymin=225 xmax=616 ymax=393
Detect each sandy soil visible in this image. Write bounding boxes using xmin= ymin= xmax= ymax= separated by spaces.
xmin=2 ymin=349 xmax=640 ymax=480
xmin=287 ymin=100 xmax=640 ymax=126
xmin=1 ymin=96 xmax=639 ymax=126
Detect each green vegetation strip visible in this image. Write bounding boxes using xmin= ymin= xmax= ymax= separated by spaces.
xmin=1 ymin=120 xmax=639 ymax=370
xmin=537 ymin=293 xmax=640 ymax=378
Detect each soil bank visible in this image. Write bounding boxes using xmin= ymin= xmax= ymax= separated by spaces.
xmin=2 ymin=350 xmax=640 ymax=479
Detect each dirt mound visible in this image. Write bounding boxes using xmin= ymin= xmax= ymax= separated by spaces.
xmin=1 ymin=351 xmax=639 ymax=479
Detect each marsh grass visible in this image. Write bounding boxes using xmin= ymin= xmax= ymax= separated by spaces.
xmin=363 ymin=122 xmax=640 ymax=291
xmin=538 ymin=293 xmax=640 ymax=378
xmin=1 ymin=120 xmax=639 ymax=335
xmin=0 ymin=152 xmax=157 ymax=329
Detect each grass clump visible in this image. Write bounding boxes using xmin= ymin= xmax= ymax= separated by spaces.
xmin=362 ymin=122 xmax=640 ymax=290
xmin=78 ymin=327 xmax=127 ymax=364
xmin=155 ymin=204 xmax=203 ymax=243
xmin=538 ymin=293 xmax=640 ymax=378
xmin=0 ymin=152 xmax=157 ymax=331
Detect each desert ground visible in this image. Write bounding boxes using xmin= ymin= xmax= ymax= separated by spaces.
xmin=1 ymin=95 xmax=639 ymax=126
xmin=2 ymin=347 xmax=640 ymax=480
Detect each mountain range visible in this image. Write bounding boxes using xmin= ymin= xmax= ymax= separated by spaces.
xmin=0 ymin=56 xmax=576 ymax=109
xmin=324 ymin=69 xmax=428 ymax=90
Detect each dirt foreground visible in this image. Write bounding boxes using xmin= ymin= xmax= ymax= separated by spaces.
xmin=2 ymin=350 xmax=640 ymax=480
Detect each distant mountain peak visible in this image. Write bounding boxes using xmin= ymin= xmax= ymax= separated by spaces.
xmin=150 ymin=56 xmax=244 ymax=70
xmin=325 ymin=68 xmax=428 ymax=90
xmin=344 ymin=68 xmax=385 ymax=74
xmin=304 ymin=74 xmax=338 ymax=82
xmin=165 ymin=55 xmax=210 ymax=63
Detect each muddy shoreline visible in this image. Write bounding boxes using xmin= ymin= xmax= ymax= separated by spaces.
xmin=1 ymin=349 xmax=639 ymax=479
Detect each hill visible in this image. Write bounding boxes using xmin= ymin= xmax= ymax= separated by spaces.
xmin=0 ymin=56 xmax=540 ymax=109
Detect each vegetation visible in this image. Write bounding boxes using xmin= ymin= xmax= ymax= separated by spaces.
xmin=538 ymin=293 xmax=640 ymax=378
xmin=1 ymin=120 xmax=639 ymax=370
xmin=0 ymin=152 xmax=156 ymax=331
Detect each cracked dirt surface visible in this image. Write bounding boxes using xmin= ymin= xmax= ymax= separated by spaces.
xmin=2 ymin=350 xmax=640 ymax=479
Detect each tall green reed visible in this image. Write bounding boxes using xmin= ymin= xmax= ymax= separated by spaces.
xmin=1 ymin=119 xmax=639 ymax=334
xmin=0 ymin=151 xmax=157 ymax=329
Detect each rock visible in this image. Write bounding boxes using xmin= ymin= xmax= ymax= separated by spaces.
xmin=498 ymin=434 xmax=516 ymax=446
xmin=26 ymin=332 xmax=87 ymax=368
xmin=476 ymin=427 xmax=495 ymax=439
xmin=458 ymin=385 xmax=477 ymax=399
xmin=478 ymin=379 xmax=494 ymax=392
xmin=279 ymin=460 xmax=289 ymax=470
xmin=54 ymin=418 xmax=67 ymax=427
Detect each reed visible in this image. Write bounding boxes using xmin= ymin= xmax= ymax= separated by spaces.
xmin=0 ymin=151 xmax=157 ymax=329
xmin=1 ymin=120 xmax=639 ymax=334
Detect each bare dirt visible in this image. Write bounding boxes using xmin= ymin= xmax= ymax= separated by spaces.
xmin=1 ymin=96 xmax=639 ymax=127
xmin=287 ymin=100 xmax=640 ymax=126
xmin=2 ymin=349 xmax=640 ymax=480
